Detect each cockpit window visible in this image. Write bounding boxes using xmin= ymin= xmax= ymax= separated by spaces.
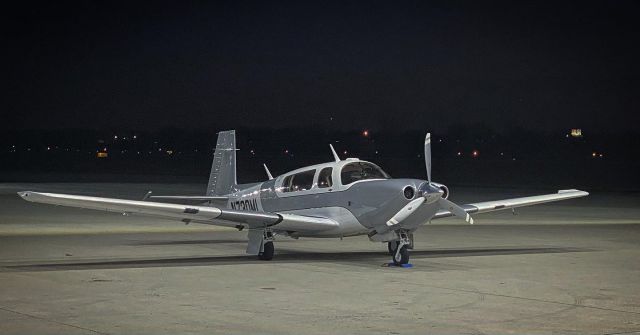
xmin=340 ymin=162 xmax=390 ymax=185
xmin=281 ymin=169 xmax=316 ymax=192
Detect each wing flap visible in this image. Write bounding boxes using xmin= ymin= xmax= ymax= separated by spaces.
xmin=433 ymin=189 xmax=588 ymax=220
xmin=275 ymin=213 xmax=340 ymax=232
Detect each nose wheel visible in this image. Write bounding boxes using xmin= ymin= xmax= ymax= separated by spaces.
xmin=393 ymin=244 xmax=410 ymax=265
xmin=388 ymin=231 xmax=412 ymax=265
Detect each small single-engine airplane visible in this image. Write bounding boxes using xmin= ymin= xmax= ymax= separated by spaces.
xmin=19 ymin=130 xmax=588 ymax=265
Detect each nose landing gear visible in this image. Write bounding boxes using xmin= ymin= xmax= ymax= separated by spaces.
xmin=387 ymin=230 xmax=413 ymax=265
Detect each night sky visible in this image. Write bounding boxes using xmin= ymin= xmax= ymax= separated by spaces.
xmin=4 ymin=1 xmax=639 ymax=132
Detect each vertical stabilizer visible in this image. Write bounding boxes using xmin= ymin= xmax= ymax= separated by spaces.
xmin=207 ymin=130 xmax=237 ymax=196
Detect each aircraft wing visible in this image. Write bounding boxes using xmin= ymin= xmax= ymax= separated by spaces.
xmin=148 ymin=195 xmax=229 ymax=201
xmin=17 ymin=191 xmax=338 ymax=233
xmin=432 ymin=189 xmax=589 ymax=221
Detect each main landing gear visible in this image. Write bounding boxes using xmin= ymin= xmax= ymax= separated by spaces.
xmin=247 ymin=228 xmax=275 ymax=261
xmin=258 ymin=230 xmax=275 ymax=261
xmin=387 ymin=231 xmax=413 ymax=265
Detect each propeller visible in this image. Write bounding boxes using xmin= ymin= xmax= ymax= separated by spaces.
xmin=437 ymin=197 xmax=474 ymax=224
xmin=424 ymin=133 xmax=474 ymax=225
xmin=386 ymin=197 xmax=426 ymax=226
xmin=425 ymin=133 xmax=432 ymax=184
xmin=386 ymin=133 xmax=475 ymax=228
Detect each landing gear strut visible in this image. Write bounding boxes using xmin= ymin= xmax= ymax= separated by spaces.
xmin=387 ymin=241 xmax=399 ymax=255
xmin=389 ymin=231 xmax=413 ymax=265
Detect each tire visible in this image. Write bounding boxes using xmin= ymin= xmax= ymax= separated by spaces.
xmin=392 ymin=245 xmax=410 ymax=265
xmin=258 ymin=241 xmax=274 ymax=261
xmin=387 ymin=241 xmax=399 ymax=255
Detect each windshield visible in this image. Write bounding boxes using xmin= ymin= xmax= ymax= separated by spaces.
xmin=340 ymin=162 xmax=390 ymax=185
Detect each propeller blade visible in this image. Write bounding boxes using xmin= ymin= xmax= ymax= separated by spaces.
xmin=386 ymin=197 xmax=426 ymax=226
xmin=437 ymin=198 xmax=474 ymax=224
xmin=425 ymin=133 xmax=432 ymax=184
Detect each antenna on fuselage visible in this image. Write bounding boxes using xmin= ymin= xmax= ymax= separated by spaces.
xmin=263 ymin=163 xmax=274 ymax=180
xmin=329 ymin=144 xmax=340 ymax=162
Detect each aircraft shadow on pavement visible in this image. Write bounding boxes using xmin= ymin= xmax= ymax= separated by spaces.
xmin=128 ymin=239 xmax=251 ymax=245
xmin=3 ymin=246 xmax=590 ymax=272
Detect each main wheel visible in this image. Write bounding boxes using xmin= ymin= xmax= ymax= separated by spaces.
xmin=258 ymin=241 xmax=274 ymax=261
xmin=392 ymin=245 xmax=410 ymax=265
xmin=387 ymin=241 xmax=399 ymax=255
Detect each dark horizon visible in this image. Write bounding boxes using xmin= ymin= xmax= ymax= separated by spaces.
xmin=2 ymin=126 xmax=639 ymax=191
xmin=4 ymin=1 xmax=639 ymax=132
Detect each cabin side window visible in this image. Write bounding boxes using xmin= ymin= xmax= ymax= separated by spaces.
xmin=281 ymin=175 xmax=294 ymax=192
xmin=317 ymin=167 xmax=333 ymax=188
xmin=281 ymin=169 xmax=316 ymax=192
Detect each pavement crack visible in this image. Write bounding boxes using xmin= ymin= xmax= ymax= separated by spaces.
xmin=0 ymin=305 xmax=108 ymax=335
xmin=411 ymin=284 xmax=640 ymax=316
xmin=599 ymin=330 xmax=640 ymax=335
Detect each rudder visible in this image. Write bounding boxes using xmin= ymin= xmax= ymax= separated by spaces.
xmin=207 ymin=130 xmax=237 ymax=196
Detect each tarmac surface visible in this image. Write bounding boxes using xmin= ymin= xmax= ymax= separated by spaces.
xmin=1 ymin=183 xmax=639 ymax=334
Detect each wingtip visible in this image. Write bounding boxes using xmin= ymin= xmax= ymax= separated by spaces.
xmin=17 ymin=191 xmax=32 ymax=199
xmin=558 ymin=189 xmax=589 ymax=196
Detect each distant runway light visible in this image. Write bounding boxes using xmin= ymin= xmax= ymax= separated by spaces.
xmin=472 ymin=150 xmax=479 ymax=158
xmin=362 ymin=130 xmax=369 ymax=137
